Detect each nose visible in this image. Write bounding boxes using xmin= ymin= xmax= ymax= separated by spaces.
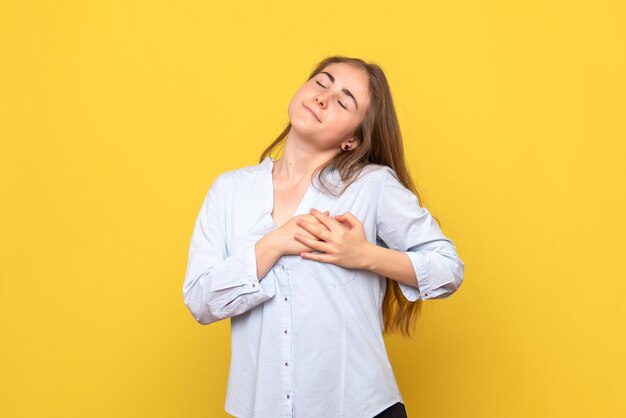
xmin=314 ymin=96 xmax=327 ymax=108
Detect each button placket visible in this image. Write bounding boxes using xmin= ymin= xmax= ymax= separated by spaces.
xmin=280 ymin=262 xmax=293 ymax=413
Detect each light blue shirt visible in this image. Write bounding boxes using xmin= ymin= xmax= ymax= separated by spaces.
xmin=182 ymin=155 xmax=464 ymax=418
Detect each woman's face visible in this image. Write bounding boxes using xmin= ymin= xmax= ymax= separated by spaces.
xmin=287 ymin=62 xmax=371 ymax=151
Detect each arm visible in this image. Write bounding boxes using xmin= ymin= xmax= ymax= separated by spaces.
xmin=182 ymin=173 xmax=279 ymax=325
xmin=374 ymin=167 xmax=465 ymax=301
xmin=363 ymin=244 xmax=421 ymax=288
xmin=255 ymin=233 xmax=283 ymax=280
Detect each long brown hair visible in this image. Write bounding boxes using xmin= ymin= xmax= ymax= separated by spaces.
xmin=259 ymin=55 xmax=442 ymax=339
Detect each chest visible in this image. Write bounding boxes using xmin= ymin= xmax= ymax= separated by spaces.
xmin=224 ymin=170 xmax=381 ymax=258
xmin=271 ymin=180 xmax=311 ymax=228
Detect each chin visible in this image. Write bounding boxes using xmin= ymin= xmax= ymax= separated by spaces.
xmin=289 ymin=118 xmax=311 ymax=134
xmin=291 ymin=123 xmax=325 ymax=146
xmin=289 ymin=112 xmax=317 ymax=130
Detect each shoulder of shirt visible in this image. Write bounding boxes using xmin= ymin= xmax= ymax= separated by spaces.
xmin=362 ymin=163 xmax=394 ymax=175
xmin=324 ymin=163 xmax=395 ymax=195
xmin=355 ymin=163 xmax=397 ymax=184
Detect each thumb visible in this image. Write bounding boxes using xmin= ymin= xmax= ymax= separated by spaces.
xmin=341 ymin=212 xmax=361 ymax=228
xmin=335 ymin=212 xmax=358 ymax=228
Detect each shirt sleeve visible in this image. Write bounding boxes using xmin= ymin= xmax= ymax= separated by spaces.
xmin=182 ymin=173 xmax=277 ymax=324
xmin=375 ymin=167 xmax=465 ymax=301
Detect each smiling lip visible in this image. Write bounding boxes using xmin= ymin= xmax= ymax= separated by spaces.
xmin=303 ymin=104 xmax=321 ymax=123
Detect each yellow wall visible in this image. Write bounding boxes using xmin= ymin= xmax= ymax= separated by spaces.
xmin=1 ymin=1 xmax=624 ymax=417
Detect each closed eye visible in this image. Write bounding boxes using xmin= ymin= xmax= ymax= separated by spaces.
xmin=316 ymin=81 xmax=348 ymax=110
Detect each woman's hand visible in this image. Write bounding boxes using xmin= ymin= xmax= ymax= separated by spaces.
xmin=271 ymin=211 xmax=332 ymax=256
xmin=294 ymin=208 xmax=373 ymax=270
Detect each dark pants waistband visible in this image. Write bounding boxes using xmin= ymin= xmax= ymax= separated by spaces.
xmin=372 ymin=401 xmax=407 ymax=418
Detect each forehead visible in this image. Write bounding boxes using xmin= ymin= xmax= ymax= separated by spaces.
xmin=319 ymin=63 xmax=370 ymax=106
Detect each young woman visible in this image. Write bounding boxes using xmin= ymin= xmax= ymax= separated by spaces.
xmin=182 ymin=55 xmax=465 ymax=418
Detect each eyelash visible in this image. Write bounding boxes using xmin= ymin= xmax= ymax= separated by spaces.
xmin=315 ymin=80 xmax=348 ymax=110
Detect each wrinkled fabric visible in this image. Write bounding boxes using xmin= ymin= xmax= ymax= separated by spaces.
xmin=182 ymin=156 xmax=464 ymax=418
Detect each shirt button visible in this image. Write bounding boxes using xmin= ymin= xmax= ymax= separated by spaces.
xmin=284 ymin=297 xmax=288 ymax=302
xmin=285 ymin=362 xmax=288 ymax=367
xmin=252 ymin=283 xmax=256 ymax=288
xmin=286 ymin=394 xmax=290 ymax=399
xmin=284 ymin=329 xmax=287 ymax=334
xmin=282 ymin=264 xmax=286 ymax=270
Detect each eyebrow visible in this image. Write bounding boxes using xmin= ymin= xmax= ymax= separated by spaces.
xmin=319 ymin=71 xmax=359 ymax=110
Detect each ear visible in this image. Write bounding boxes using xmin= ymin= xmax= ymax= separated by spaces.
xmin=340 ymin=137 xmax=359 ymax=152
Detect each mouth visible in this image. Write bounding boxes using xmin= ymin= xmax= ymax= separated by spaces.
xmin=303 ymin=104 xmax=321 ymax=123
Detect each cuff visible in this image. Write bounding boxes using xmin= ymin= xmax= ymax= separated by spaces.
xmin=399 ymin=251 xmax=432 ymax=301
xmin=208 ymin=243 xmax=264 ymax=292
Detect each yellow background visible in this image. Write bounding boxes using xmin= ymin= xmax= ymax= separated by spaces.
xmin=1 ymin=1 xmax=624 ymax=417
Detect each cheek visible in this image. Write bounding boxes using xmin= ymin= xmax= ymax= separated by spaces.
xmin=314 ymin=118 xmax=358 ymax=145
xmin=287 ymin=94 xmax=304 ymax=117
xmin=326 ymin=114 xmax=356 ymax=134
xmin=295 ymin=84 xmax=315 ymax=99
xmin=288 ymin=86 xmax=309 ymax=106
xmin=288 ymin=91 xmax=301 ymax=106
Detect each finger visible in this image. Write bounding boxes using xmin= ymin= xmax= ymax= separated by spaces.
xmin=311 ymin=210 xmax=331 ymax=226
xmin=333 ymin=214 xmax=355 ymax=229
xmin=337 ymin=212 xmax=361 ymax=229
xmin=294 ymin=232 xmax=331 ymax=253
xmin=343 ymin=212 xmax=362 ymax=225
xmin=333 ymin=215 xmax=351 ymax=229
xmin=302 ymin=212 xmax=330 ymax=228
xmin=299 ymin=249 xmax=334 ymax=263
xmin=296 ymin=218 xmax=331 ymax=241
xmin=309 ymin=208 xmax=342 ymax=234
xmin=309 ymin=210 xmax=330 ymax=218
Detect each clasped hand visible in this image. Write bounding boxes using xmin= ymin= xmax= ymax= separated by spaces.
xmin=293 ymin=208 xmax=371 ymax=270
